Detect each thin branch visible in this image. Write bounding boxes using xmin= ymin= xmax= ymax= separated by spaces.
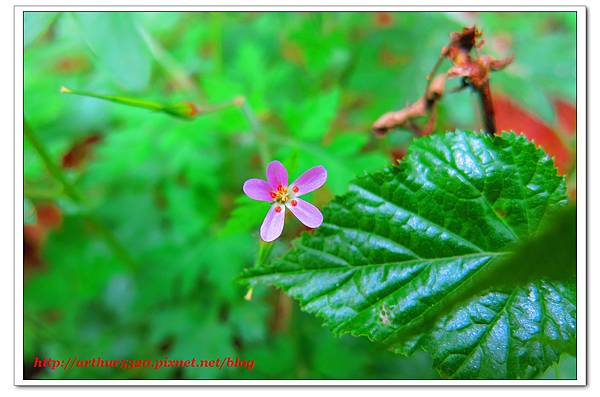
xmin=424 ymin=54 xmax=445 ymax=98
xmin=138 ymin=26 xmax=206 ymax=104
xmin=238 ymin=98 xmax=271 ymax=167
xmin=24 ymin=119 xmax=138 ymax=271
xmin=24 ymin=119 xmax=82 ymax=202
xmin=372 ymin=73 xmax=446 ymax=135
xmin=477 ymin=81 xmax=496 ymax=135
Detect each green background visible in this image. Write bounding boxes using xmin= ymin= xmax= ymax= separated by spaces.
xmin=23 ymin=11 xmax=576 ymax=379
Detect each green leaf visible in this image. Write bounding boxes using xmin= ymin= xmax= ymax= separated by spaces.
xmin=405 ymin=203 xmax=576 ymax=336
xmin=219 ymin=195 xmax=266 ymax=237
xmin=462 ymin=203 xmax=576 ymax=294
xmin=242 ymin=131 xmax=574 ymax=379
xmin=274 ymin=133 xmax=389 ymax=195
xmin=73 ymin=12 xmax=152 ymax=92
xmin=327 ymin=133 xmax=369 ymax=157
xmin=231 ymin=42 xmax=269 ymax=111
xmin=426 ymin=279 xmax=575 ymax=379
xmin=282 ymin=89 xmax=340 ymax=142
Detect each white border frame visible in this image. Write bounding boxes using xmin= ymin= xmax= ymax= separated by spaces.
xmin=13 ymin=4 xmax=588 ymax=386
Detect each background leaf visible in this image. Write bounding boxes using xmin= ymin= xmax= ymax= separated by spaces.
xmin=73 ymin=12 xmax=152 ymax=92
xmin=282 ymin=89 xmax=341 ymax=142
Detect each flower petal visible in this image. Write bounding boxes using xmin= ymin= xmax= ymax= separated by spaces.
xmin=287 ymin=198 xmax=323 ymax=229
xmin=266 ymin=160 xmax=288 ymax=189
xmin=260 ymin=204 xmax=286 ymax=242
xmin=290 ymin=165 xmax=327 ymax=196
xmin=243 ymin=178 xmax=273 ymax=202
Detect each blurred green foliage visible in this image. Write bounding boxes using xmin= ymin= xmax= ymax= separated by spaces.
xmin=24 ymin=11 xmax=576 ymax=380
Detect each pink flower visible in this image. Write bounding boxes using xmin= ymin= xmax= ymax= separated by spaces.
xmin=243 ymin=161 xmax=327 ymax=242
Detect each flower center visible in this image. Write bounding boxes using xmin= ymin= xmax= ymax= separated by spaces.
xmin=271 ymin=185 xmax=290 ymax=204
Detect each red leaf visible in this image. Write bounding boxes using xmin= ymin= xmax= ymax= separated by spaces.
xmin=494 ymin=94 xmax=573 ymax=174
xmin=553 ymin=98 xmax=576 ymax=136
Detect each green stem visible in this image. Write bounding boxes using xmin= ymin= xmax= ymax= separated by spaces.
xmin=25 ymin=312 xmax=75 ymax=347
xmin=210 ymin=12 xmax=224 ymax=74
xmin=424 ymin=54 xmax=445 ymax=97
xmin=62 ymin=86 xmax=238 ymax=120
xmin=83 ymin=214 xmax=138 ymax=271
xmin=24 ymin=119 xmax=82 ymax=202
xmin=138 ymin=27 xmax=206 ymax=104
xmin=24 ymin=119 xmax=138 ymax=271
xmin=61 ymin=86 xmax=165 ymax=112
xmin=24 ymin=181 xmax=62 ymax=201
xmin=244 ymin=240 xmax=274 ymax=301
xmin=240 ymin=101 xmax=271 ymax=167
xmin=254 ymin=240 xmax=274 ymax=268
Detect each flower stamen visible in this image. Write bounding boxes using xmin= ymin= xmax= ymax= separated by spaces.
xmin=271 ymin=185 xmax=290 ymax=204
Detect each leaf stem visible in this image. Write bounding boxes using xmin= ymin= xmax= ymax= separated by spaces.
xmin=61 ymin=86 xmax=165 ymax=111
xmin=239 ymin=100 xmax=271 ymax=167
xmin=424 ymin=54 xmax=445 ymax=97
xmin=24 ymin=119 xmax=82 ymax=202
xmin=477 ymin=80 xmax=496 ymax=135
xmin=24 ymin=181 xmax=62 ymax=201
xmin=245 ymin=240 xmax=274 ymax=300
xmin=210 ymin=12 xmax=224 ymax=74
xmin=138 ymin=26 xmax=206 ymax=104
xmin=254 ymin=240 xmax=274 ymax=268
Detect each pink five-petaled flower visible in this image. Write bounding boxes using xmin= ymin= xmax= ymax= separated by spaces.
xmin=243 ymin=161 xmax=327 ymax=242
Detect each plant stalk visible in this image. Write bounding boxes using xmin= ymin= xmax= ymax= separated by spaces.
xmin=240 ymin=101 xmax=271 ymax=168
xmin=477 ymin=81 xmax=496 ymax=136
xmin=24 ymin=119 xmax=138 ymax=271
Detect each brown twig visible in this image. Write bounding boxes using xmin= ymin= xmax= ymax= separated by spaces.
xmin=424 ymin=54 xmax=445 ymax=98
xmin=372 ymin=26 xmax=513 ymax=137
xmin=373 ymin=73 xmax=446 ymax=136
xmin=444 ymin=28 xmax=513 ymax=135
xmin=478 ymin=81 xmax=496 ymax=135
